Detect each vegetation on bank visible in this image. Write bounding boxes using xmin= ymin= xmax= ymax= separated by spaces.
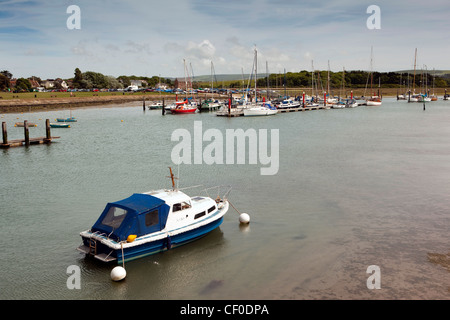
xmin=1 ymin=68 xmax=449 ymax=94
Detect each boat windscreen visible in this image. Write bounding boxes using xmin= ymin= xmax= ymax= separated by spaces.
xmin=101 ymin=206 xmax=127 ymax=229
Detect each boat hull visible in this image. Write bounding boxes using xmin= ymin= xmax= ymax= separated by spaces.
xmin=117 ymin=216 xmax=224 ymax=264
xmin=171 ymin=108 xmax=197 ymax=114
xmin=366 ymin=100 xmax=382 ymax=106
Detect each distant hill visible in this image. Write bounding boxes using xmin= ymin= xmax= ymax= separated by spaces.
xmin=394 ymin=70 xmax=450 ymax=77
xmin=170 ymin=74 xmax=267 ymax=82
xmin=177 ymin=70 xmax=450 ymax=82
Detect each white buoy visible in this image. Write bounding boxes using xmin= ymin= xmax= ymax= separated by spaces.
xmin=111 ymin=266 xmax=126 ymax=281
xmin=239 ymin=213 xmax=250 ymax=224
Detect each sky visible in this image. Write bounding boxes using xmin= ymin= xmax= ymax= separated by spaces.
xmin=1 ymin=0 xmax=450 ymax=80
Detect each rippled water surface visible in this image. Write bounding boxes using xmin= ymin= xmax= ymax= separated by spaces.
xmin=0 ymin=99 xmax=448 ymax=299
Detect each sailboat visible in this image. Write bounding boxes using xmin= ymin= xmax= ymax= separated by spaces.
xmin=243 ymin=48 xmax=278 ymax=116
xmin=201 ymin=61 xmax=222 ymax=111
xmin=148 ymin=75 xmax=164 ymax=109
xmin=366 ymin=47 xmax=382 ymax=106
xmin=171 ymin=59 xmax=198 ymax=114
xmin=409 ymin=48 xmax=420 ymax=102
xmin=56 ymin=108 xmax=77 ymax=122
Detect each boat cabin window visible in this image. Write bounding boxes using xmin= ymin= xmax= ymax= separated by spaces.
xmin=101 ymin=206 xmax=127 ymax=229
xmin=194 ymin=211 xmax=206 ymax=219
xmin=145 ymin=209 xmax=159 ymax=227
xmin=173 ymin=201 xmax=191 ymax=212
xmin=208 ymin=205 xmax=216 ymax=213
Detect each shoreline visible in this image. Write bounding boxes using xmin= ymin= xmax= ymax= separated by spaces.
xmin=0 ymin=94 xmax=171 ymax=114
xmin=0 ymin=92 xmax=234 ymax=114
xmin=0 ymin=89 xmax=441 ymax=114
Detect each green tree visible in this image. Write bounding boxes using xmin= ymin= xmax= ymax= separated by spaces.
xmin=0 ymin=74 xmax=10 ymax=90
xmin=15 ymin=78 xmax=32 ymax=91
xmin=82 ymin=71 xmax=108 ymax=89
xmin=0 ymin=70 xmax=12 ymax=79
xmin=73 ymin=68 xmax=83 ymax=88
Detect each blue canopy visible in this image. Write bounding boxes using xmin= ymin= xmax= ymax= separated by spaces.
xmin=91 ymin=193 xmax=170 ymax=242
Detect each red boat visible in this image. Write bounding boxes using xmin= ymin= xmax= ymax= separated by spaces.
xmin=170 ymin=100 xmax=197 ymax=114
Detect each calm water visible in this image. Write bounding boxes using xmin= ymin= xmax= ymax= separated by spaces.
xmin=0 ymin=99 xmax=448 ymax=300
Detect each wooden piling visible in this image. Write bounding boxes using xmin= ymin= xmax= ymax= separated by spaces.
xmin=45 ymin=119 xmax=51 ymax=143
xmin=2 ymin=122 xmax=7 ymax=145
xmin=0 ymin=119 xmax=59 ymax=149
xmin=162 ymin=98 xmax=166 ymax=115
xmin=24 ymin=120 xmax=30 ymax=146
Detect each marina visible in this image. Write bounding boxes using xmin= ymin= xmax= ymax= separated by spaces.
xmin=0 ymin=97 xmax=448 ymax=300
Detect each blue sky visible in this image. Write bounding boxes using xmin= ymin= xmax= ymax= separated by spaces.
xmin=1 ymin=0 xmax=449 ymax=80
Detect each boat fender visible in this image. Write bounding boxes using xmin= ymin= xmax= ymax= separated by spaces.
xmin=127 ymin=235 xmax=137 ymax=243
xmin=166 ymin=235 xmax=172 ymax=250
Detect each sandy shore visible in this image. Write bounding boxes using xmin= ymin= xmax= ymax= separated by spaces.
xmin=0 ymin=92 xmax=234 ymax=113
xmin=0 ymin=94 xmax=170 ymax=113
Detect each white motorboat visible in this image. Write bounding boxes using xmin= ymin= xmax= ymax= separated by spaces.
xmin=77 ymin=168 xmax=231 ymax=264
xmin=244 ymin=103 xmax=278 ymax=116
xmin=148 ymin=102 xmax=164 ymax=110
xmin=277 ymin=99 xmax=301 ymax=109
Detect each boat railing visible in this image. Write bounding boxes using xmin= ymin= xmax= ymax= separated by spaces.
xmin=203 ymin=185 xmax=232 ymax=202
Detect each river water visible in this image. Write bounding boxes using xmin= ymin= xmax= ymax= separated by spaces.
xmin=0 ymin=98 xmax=448 ymax=300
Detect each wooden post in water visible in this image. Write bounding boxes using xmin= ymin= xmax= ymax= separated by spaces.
xmin=24 ymin=120 xmax=30 ymax=146
xmin=143 ymin=97 xmax=146 ymax=111
xmin=2 ymin=122 xmax=7 ymax=145
xmin=162 ymin=98 xmax=165 ymax=115
xmin=45 ymin=119 xmax=51 ymax=143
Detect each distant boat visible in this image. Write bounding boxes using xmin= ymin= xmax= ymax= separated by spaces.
xmin=244 ymin=103 xmax=278 ymax=116
xmin=243 ymin=48 xmax=277 ymax=117
xmin=276 ymin=99 xmax=301 ymax=109
xmin=200 ymin=98 xmax=222 ymax=111
xmin=50 ymin=123 xmax=70 ymax=128
xmin=366 ymin=97 xmax=382 ymax=106
xmin=15 ymin=122 xmax=37 ymax=127
xmin=171 ymin=100 xmax=197 ymax=114
xmin=365 ymin=47 xmax=382 ymax=106
xmin=344 ymin=98 xmax=358 ymax=108
xmin=56 ymin=117 xmax=77 ymax=122
xmin=148 ymin=102 xmax=164 ymax=110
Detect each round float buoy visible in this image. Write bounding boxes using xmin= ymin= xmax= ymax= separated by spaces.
xmin=239 ymin=213 xmax=250 ymax=224
xmin=111 ymin=266 xmax=126 ymax=281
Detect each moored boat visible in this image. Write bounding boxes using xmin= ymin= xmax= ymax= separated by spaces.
xmin=243 ymin=103 xmax=278 ymax=116
xmin=77 ymin=169 xmax=231 ymax=264
xmin=50 ymin=123 xmax=70 ymax=128
xmin=148 ymin=102 xmax=164 ymax=110
xmin=56 ymin=117 xmax=77 ymax=122
xmin=171 ymin=101 xmax=197 ymax=114
xmin=366 ymin=96 xmax=382 ymax=106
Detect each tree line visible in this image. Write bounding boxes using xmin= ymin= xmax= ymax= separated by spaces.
xmin=251 ymin=70 xmax=450 ymax=90
xmin=2 ymin=68 xmax=449 ymax=92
